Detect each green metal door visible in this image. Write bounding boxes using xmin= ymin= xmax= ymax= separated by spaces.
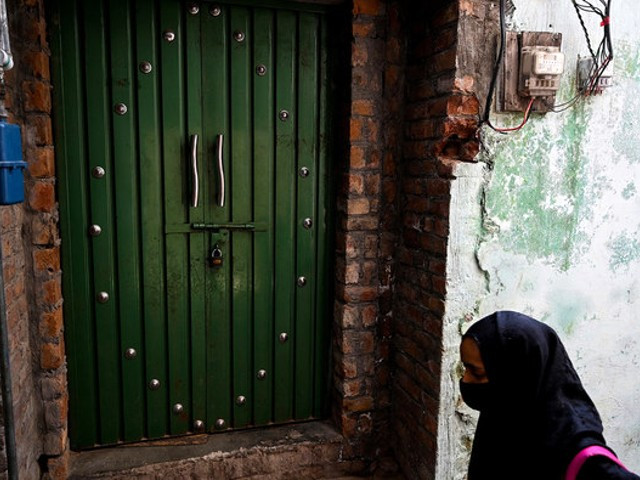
xmin=51 ymin=0 xmax=332 ymax=449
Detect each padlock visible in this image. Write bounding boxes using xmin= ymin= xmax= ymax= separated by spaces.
xmin=209 ymin=244 xmax=223 ymax=267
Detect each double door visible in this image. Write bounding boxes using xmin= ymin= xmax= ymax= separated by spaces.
xmin=52 ymin=0 xmax=332 ymax=449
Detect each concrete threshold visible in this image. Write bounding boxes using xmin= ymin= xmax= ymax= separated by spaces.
xmin=69 ymin=421 xmax=364 ymax=479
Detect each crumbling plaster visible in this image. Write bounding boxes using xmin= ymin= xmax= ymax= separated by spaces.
xmin=437 ymin=1 xmax=640 ymax=478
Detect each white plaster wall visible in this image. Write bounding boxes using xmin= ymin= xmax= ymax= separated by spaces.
xmin=437 ymin=1 xmax=640 ymax=477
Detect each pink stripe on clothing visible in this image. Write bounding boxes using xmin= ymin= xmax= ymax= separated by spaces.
xmin=565 ymin=446 xmax=627 ymax=480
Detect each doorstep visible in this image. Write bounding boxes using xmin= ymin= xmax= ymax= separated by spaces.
xmin=69 ymin=421 xmax=363 ymax=479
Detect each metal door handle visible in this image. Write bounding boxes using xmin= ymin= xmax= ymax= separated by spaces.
xmin=190 ymin=134 xmax=199 ymax=208
xmin=217 ymin=134 xmax=225 ymax=207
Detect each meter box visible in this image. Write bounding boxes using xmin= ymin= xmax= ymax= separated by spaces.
xmin=0 ymin=120 xmax=26 ymax=205
xmin=519 ymin=46 xmax=565 ymax=97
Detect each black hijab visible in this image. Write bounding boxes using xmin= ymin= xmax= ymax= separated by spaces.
xmin=464 ymin=311 xmax=606 ymax=480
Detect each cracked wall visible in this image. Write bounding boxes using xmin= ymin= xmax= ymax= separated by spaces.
xmin=438 ymin=0 xmax=640 ymax=477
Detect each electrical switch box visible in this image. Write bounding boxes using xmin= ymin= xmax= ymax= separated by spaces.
xmin=577 ymin=56 xmax=613 ymax=95
xmin=499 ymin=31 xmax=563 ymax=113
xmin=519 ymin=46 xmax=565 ymax=97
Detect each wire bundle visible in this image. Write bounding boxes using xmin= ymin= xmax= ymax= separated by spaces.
xmin=482 ymin=0 xmax=614 ymax=131
xmin=572 ymin=0 xmax=613 ymax=96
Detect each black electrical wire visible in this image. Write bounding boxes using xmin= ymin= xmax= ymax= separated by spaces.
xmin=482 ymin=0 xmax=506 ymax=125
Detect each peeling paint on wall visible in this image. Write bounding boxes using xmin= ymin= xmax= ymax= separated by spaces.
xmin=440 ymin=1 xmax=640 ymax=476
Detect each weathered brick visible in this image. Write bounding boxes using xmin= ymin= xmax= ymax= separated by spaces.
xmin=22 ymin=80 xmax=51 ymax=113
xmin=33 ymin=246 xmax=60 ymax=273
xmin=39 ymin=278 xmax=62 ymax=306
xmin=352 ymin=43 xmax=368 ymax=67
xmin=32 ymin=215 xmax=56 ymax=245
xmin=23 ymin=50 xmax=50 ymax=79
xmin=352 ymin=99 xmax=375 ymax=117
xmin=29 ymin=181 xmax=55 ymax=212
xmin=28 ymin=147 xmax=55 ymax=178
xmin=47 ymin=451 xmax=69 ymax=480
xmin=41 ymin=341 xmax=65 ymax=370
xmin=343 ymin=396 xmax=374 ymax=413
xmin=347 ymin=197 xmax=370 ymax=215
xmin=353 ymin=0 xmax=384 ymax=16
xmin=353 ymin=20 xmax=376 ymax=38
xmin=39 ymin=308 xmax=63 ymax=339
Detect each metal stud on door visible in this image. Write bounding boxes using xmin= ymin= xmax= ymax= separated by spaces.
xmin=53 ymin=0 xmax=333 ymax=449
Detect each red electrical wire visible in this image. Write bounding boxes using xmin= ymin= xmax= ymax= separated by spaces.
xmin=486 ymin=97 xmax=536 ymax=133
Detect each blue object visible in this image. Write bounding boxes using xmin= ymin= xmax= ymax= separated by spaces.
xmin=0 ymin=119 xmax=26 ymax=205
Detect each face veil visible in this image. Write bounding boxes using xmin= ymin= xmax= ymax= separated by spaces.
xmin=463 ymin=311 xmax=605 ymax=480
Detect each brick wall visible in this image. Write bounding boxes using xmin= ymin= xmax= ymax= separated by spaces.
xmin=2 ymin=0 xmax=68 ymax=478
xmin=331 ymin=0 xmax=406 ymax=472
xmin=391 ymin=1 xmax=481 ymax=478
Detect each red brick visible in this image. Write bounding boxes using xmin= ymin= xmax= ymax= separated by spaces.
xmin=29 ymin=181 xmax=55 ymax=212
xmin=29 ymin=115 xmax=54 ymax=145
xmin=364 ymin=235 xmax=377 ymax=258
xmin=362 ymin=305 xmax=377 ymax=327
xmin=341 ymin=330 xmax=375 ymax=355
xmin=343 ymin=378 xmax=362 ymax=397
xmin=47 ymin=451 xmax=69 ymax=480
xmin=352 ymin=43 xmax=368 ymax=67
xmin=344 ymin=215 xmax=379 ymax=231
xmin=345 ymin=262 xmax=360 ymax=284
xmin=22 ymin=80 xmax=51 ymax=113
xmin=348 ymin=173 xmax=364 ymax=194
xmin=347 ymin=197 xmax=370 ymax=215
xmin=353 ymin=0 xmax=384 ymax=16
xmin=364 ymin=174 xmax=380 ymax=196
xmin=350 ymin=117 xmax=363 ymax=141
xmin=28 ymin=147 xmax=55 ymax=177
xmin=447 ymin=94 xmax=480 ymax=116
xmin=353 ymin=21 xmax=376 ymax=38
xmin=33 ymin=247 xmax=60 ymax=275
xmin=350 ymin=145 xmax=366 ymax=169
xmin=443 ymin=116 xmax=478 ymax=138
xmin=40 ymin=308 xmax=63 ymax=339
xmin=352 ymin=99 xmax=375 ymax=116
xmin=343 ymin=395 xmax=374 ymax=413
xmin=340 ymin=412 xmax=358 ymax=437
xmin=32 ymin=215 xmax=56 ymax=245
xmin=41 ymin=340 xmax=65 ymax=370
xmin=23 ymin=50 xmax=50 ymax=79
xmin=40 ymin=278 xmax=62 ymax=306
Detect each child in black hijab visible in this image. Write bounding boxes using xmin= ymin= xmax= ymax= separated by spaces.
xmin=460 ymin=311 xmax=639 ymax=480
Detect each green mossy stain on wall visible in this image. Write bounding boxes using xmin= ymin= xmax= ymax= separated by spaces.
xmin=608 ymin=231 xmax=640 ymax=272
xmin=481 ymin=102 xmax=593 ymax=271
xmin=622 ymin=182 xmax=636 ymax=200
xmin=613 ymin=44 xmax=640 ymax=165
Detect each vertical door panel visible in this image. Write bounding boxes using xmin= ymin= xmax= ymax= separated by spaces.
xmin=109 ymin=0 xmax=146 ymax=442
xmin=203 ymin=5 xmax=232 ymax=431
xmin=84 ymin=0 xmax=123 ymax=445
xmin=273 ymin=10 xmax=297 ymax=422
xmin=295 ymin=12 xmax=320 ymax=420
xmin=314 ymin=16 xmax=332 ymax=418
xmin=159 ymin=0 xmax=190 ymax=435
xmin=52 ymin=0 xmax=100 ymax=449
xmin=252 ymin=7 xmax=276 ymax=426
xmin=186 ymin=5 xmax=207 ymax=432
xmin=229 ymin=7 xmax=254 ymax=428
xmin=135 ymin=0 xmax=169 ymax=439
